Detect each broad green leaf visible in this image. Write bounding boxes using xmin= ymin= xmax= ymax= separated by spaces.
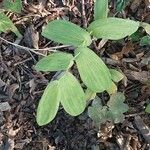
xmin=35 ymin=52 xmax=74 ymax=71
xmin=88 ymin=97 xmax=111 ymax=124
xmin=130 ymin=31 xmax=143 ymax=42
xmin=106 ymin=81 xmax=117 ymax=95
xmin=42 ymin=20 xmax=92 ymax=47
xmin=0 ymin=12 xmax=21 ymax=37
xmin=140 ymin=35 xmax=150 ymax=46
xmin=3 ymin=0 xmax=22 ymax=13
xmin=91 ymin=96 xmax=103 ymax=107
xmin=88 ymin=17 xmax=139 ymax=40
xmin=85 ymin=89 xmax=96 ymax=101
xmin=88 ymin=97 xmax=104 ymax=122
xmin=75 ymin=47 xmax=112 ymax=92
xmin=110 ymin=69 xmax=124 ymax=83
xmin=94 ymin=0 xmax=108 ymax=20
xmin=88 ymin=93 xmax=129 ymax=124
xmin=59 ymin=72 xmax=86 ymax=116
xmin=141 ymin=22 xmax=150 ymax=35
xmin=107 ymin=92 xmax=128 ymax=113
xmin=107 ymin=110 xmax=125 ymax=123
xmin=145 ymin=103 xmax=150 ymax=113
xmin=88 ymin=106 xmax=109 ymax=124
xmin=107 ymin=92 xmax=129 ymax=123
xmin=36 ymin=81 xmax=60 ymax=126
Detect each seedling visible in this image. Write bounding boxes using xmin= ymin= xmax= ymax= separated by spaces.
xmin=88 ymin=92 xmax=129 ymax=125
xmin=35 ymin=0 xmax=142 ymax=126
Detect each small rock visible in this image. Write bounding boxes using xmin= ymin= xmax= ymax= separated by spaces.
xmin=0 ymin=102 xmax=11 ymax=112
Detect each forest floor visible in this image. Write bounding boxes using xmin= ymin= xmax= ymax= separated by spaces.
xmin=0 ymin=0 xmax=150 ymax=149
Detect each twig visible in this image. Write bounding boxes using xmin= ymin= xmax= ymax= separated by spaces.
xmin=0 ymin=36 xmax=70 ymax=56
xmin=0 ymin=36 xmax=45 ymax=56
xmin=98 ymin=39 xmax=108 ymax=49
xmin=14 ymin=58 xmax=33 ymax=66
xmin=81 ymin=0 xmax=87 ymax=28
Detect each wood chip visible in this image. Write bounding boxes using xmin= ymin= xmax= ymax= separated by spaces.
xmin=124 ymin=70 xmax=150 ymax=83
xmin=23 ymin=25 xmax=39 ymax=49
xmin=134 ymin=116 xmax=150 ymax=144
xmin=144 ymin=0 xmax=150 ymax=8
xmin=0 ymin=102 xmax=11 ymax=112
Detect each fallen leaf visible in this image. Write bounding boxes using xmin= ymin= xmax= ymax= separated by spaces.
xmin=144 ymin=0 xmax=150 ymax=8
xmin=124 ymin=70 xmax=150 ymax=83
xmin=8 ymin=127 xmax=20 ymax=137
xmin=8 ymin=83 xmax=19 ymax=98
xmin=111 ymin=42 xmax=134 ymax=60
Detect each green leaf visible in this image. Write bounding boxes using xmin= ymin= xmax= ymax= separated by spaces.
xmin=3 ymin=0 xmax=22 ymax=13
xmin=88 ymin=93 xmax=129 ymax=124
xmin=75 ymin=47 xmax=111 ymax=92
xmin=107 ymin=110 xmax=125 ymax=123
xmin=107 ymin=92 xmax=129 ymax=123
xmin=130 ymin=31 xmax=143 ymax=42
xmin=88 ymin=97 xmax=111 ymax=124
xmin=88 ymin=17 xmax=139 ymax=40
xmin=42 ymin=20 xmax=92 ymax=47
xmin=36 ymin=81 xmax=60 ymax=126
xmin=94 ymin=0 xmax=108 ymax=20
xmin=35 ymin=52 xmax=74 ymax=72
xmin=110 ymin=69 xmax=124 ymax=83
xmin=106 ymin=81 xmax=117 ymax=95
xmin=140 ymin=35 xmax=150 ymax=46
xmin=88 ymin=97 xmax=103 ymax=122
xmin=88 ymin=106 xmax=109 ymax=124
xmin=59 ymin=72 xmax=86 ymax=116
xmin=141 ymin=22 xmax=150 ymax=35
xmin=0 ymin=12 xmax=21 ymax=37
xmin=145 ymin=103 xmax=150 ymax=113
xmin=85 ymin=88 xmax=96 ymax=101
xmin=116 ymin=0 xmax=127 ymax=12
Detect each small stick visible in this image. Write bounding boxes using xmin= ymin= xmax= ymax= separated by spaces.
xmin=0 ymin=36 xmax=70 ymax=56
xmin=81 ymin=0 xmax=87 ymax=28
xmin=14 ymin=58 xmax=33 ymax=66
xmin=0 ymin=36 xmax=46 ymax=56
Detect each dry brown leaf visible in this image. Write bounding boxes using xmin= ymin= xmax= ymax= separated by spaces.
xmin=124 ymin=70 xmax=150 ymax=83
xmin=29 ymin=79 xmax=36 ymax=94
xmin=8 ymin=83 xmax=19 ymax=98
xmin=144 ymin=0 xmax=150 ymax=8
xmin=111 ymin=42 xmax=134 ymax=60
xmin=8 ymin=127 xmax=20 ymax=137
